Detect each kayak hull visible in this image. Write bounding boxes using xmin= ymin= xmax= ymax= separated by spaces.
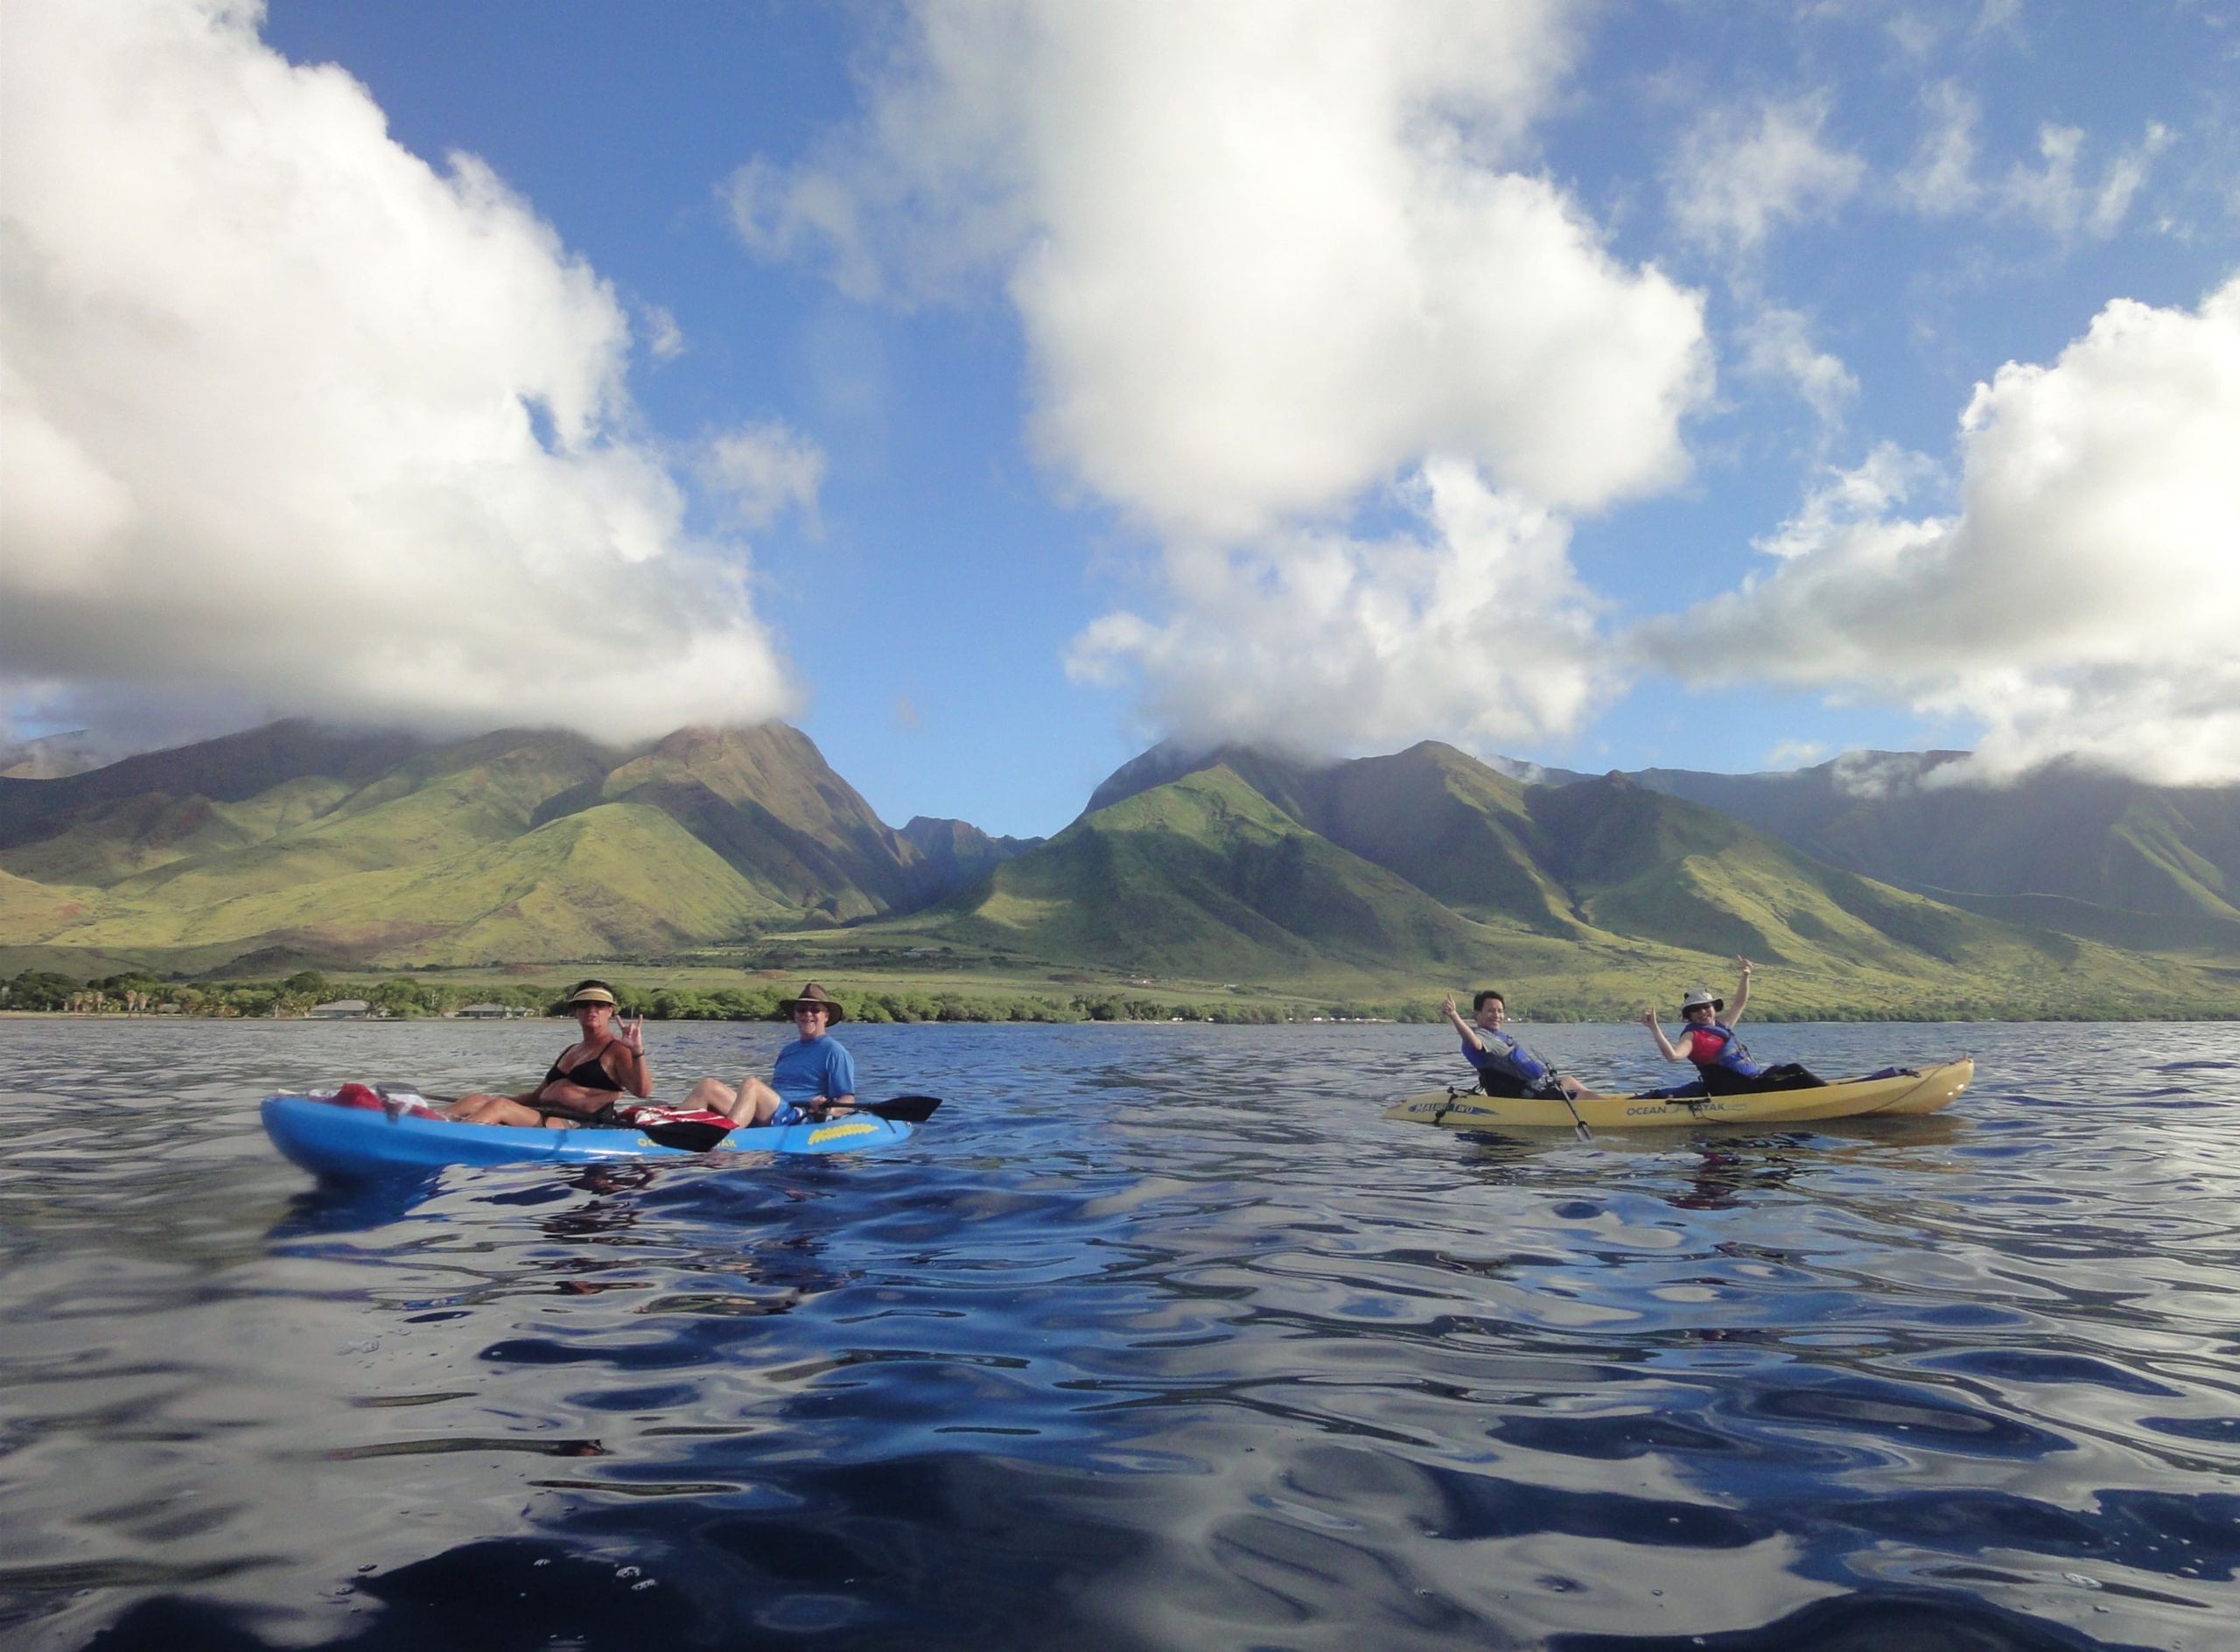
xmin=1383 ymin=1056 xmax=1973 ymax=1132
xmin=262 ymin=1094 xmax=914 ymax=1181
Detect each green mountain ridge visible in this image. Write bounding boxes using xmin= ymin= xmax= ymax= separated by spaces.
xmin=864 ymin=745 xmax=2224 ymax=1016
xmin=0 ymin=721 xmax=2233 ymax=1016
xmin=921 ymin=765 xmax=1517 ymax=980
xmin=1631 ymin=753 xmax=2240 ymax=938
xmin=0 ymin=720 xmax=1022 ymax=971
xmin=1082 ymin=738 xmax=2240 ymax=973
xmin=898 ymin=816 xmax=1046 ymax=908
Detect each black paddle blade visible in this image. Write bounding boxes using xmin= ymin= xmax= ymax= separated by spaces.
xmin=634 ymin=1118 xmax=734 ymax=1152
xmin=856 ymin=1094 xmax=942 ymax=1124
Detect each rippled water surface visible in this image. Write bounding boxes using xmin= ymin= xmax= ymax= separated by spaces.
xmin=1 ymin=1018 xmax=2235 ymax=1649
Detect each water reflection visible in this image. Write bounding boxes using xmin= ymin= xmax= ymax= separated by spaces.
xmin=269 ymin=1174 xmax=441 ymax=1239
xmin=0 ymin=1018 xmax=2235 ymax=1649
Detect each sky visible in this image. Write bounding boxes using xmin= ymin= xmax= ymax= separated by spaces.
xmin=3 ymin=0 xmax=2236 ymax=838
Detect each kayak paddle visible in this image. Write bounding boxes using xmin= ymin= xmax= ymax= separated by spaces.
xmin=848 ymin=1094 xmax=943 ymax=1124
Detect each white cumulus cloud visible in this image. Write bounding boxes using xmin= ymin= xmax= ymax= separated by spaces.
xmin=1634 ymin=276 xmax=2240 ymax=786
xmin=1068 ymin=459 xmax=1610 ymax=755
xmin=0 ymin=0 xmax=794 ymax=749
xmin=729 ymin=0 xmax=1708 ymax=752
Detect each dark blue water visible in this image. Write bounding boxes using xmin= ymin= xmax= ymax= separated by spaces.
xmin=0 ymin=1018 xmax=2234 ymax=1650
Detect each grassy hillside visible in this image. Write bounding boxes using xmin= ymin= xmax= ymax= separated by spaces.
xmin=0 ymin=720 xmax=425 ymax=850
xmin=598 ymin=724 xmax=922 ymax=914
xmin=1527 ymin=776 xmax=2074 ymax=974
xmin=1634 ymin=753 xmax=2240 ymax=937
xmin=0 ymin=866 xmax=95 ymax=935
xmin=927 ymin=766 xmax=1513 ymax=981
xmin=36 ymin=802 xmax=794 ymax=966
xmin=1312 ymin=744 xmax=1578 ymax=933
xmin=0 ymin=720 xmax=948 ymax=972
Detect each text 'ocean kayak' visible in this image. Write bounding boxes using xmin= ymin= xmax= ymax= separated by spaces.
xmin=1383 ymin=1056 xmax=1973 ymax=1132
xmin=262 ymin=1091 xmax=915 ymax=1181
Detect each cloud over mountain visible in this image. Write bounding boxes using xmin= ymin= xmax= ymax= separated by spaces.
xmin=1636 ymin=276 xmax=2240 ymax=786
xmin=0 ymin=0 xmax=797 ymax=749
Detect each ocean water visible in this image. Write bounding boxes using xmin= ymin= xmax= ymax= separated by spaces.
xmin=0 ymin=1016 xmax=2234 ymax=1650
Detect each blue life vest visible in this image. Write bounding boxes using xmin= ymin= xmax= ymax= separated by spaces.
xmin=1465 ymin=1030 xmax=1560 ymax=1098
xmin=1685 ymin=1022 xmax=1763 ymax=1079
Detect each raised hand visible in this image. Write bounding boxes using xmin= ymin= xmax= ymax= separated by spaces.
xmin=619 ymin=1012 xmax=646 ymax=1054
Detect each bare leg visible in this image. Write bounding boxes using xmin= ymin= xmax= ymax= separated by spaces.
xmin=682 ymin=1074 xmax=784 ymax=1126
xmin=445 ymin=1092 xmax=543 ymax=1126
xmin=681 ymin=1075 xmax=737 ymax=1118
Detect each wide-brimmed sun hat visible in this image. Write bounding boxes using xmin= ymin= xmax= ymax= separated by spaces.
xmin=778 ymin=981 xmax=845 ymax=1022
xmin=566 ymin=984 xmax=619 ymax=1008
xmin=1678 ymin=985 xmax=1724 ymax=1013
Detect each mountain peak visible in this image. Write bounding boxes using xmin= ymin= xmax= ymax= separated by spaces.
xmin=1083 ymin=738 xmax=1284 ymax=816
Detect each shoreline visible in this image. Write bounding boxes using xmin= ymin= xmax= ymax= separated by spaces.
xmin=4 ymin=1008 xmax=2234 ymax=1026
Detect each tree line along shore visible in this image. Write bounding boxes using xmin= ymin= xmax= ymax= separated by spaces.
xmin=5 ymin=968 xmax=2230 ymax=1026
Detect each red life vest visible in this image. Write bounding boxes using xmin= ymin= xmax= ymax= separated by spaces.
xmin=1686 ymin=1022 xmax=1764 ymax=1078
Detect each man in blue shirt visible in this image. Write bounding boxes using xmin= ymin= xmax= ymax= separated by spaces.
xmin=1440 ymin=990 xmax=1596 ymax=1099
xmin=682 ymin=982 xmax=858 ymax=1127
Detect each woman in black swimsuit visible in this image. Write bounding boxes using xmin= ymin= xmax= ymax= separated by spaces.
xmin=444 ymin=981 xmax=651 ymax=1127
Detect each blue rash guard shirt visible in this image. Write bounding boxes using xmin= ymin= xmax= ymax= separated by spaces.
xmin=771 ymin=1036 xmax=856 ymax=1108
xmin=1461 ymin=1029 xmax=1559 ymax=1097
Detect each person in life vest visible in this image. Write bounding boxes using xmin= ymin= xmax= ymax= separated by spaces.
xmin=1641 ymin=958 xmax=1824 ymax=1095
xmin=1441 ymin=990 xmax=1598 ymax=1099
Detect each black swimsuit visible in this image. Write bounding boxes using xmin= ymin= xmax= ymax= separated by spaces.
xmin=536 ymin=1045 xmax=628 ymax=1126
xmin=543 ymin=1051 xmax=623 ymax=1093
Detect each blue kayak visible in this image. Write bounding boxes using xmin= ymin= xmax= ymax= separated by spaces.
xmin=262 ymin=1093 xmax=914 ymax=1181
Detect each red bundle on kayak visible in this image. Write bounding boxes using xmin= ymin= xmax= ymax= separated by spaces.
xmin=322 ymin=1082 xmax=445 ymax=1120
xmin=612 ymin=1102 xmax=735 ymax=1132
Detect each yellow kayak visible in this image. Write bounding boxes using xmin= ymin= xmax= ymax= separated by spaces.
xmin=1383 ymin=1056 xmax=1974 ymax=1132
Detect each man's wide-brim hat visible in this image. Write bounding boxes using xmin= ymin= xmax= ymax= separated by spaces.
xmin=1678 ymin=985 xmax=1724 ymax=1013
xmin=779 ymin=981 xmax=845 ymax=1022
